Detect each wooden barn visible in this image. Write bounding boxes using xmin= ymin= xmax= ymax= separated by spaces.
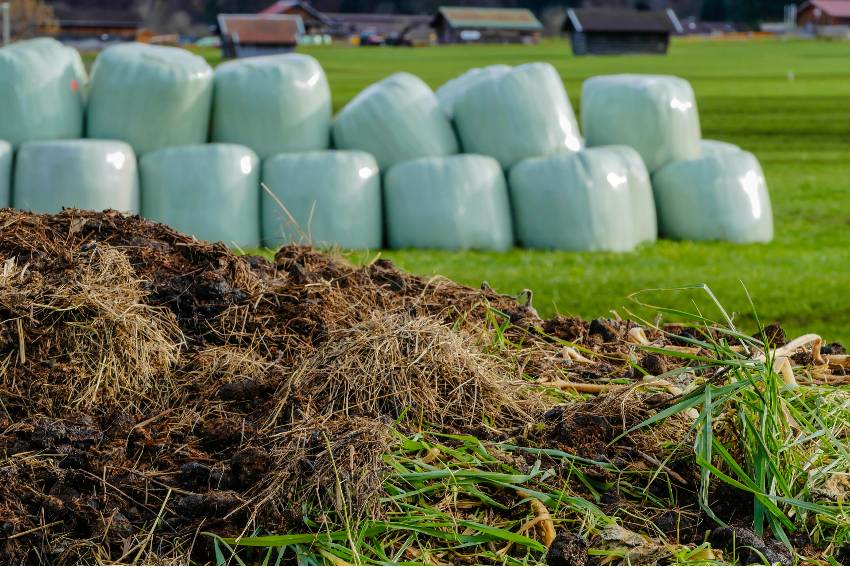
xmin=50 ymin=6 xmax=141 ymax=40
xmin=562 ymin=8 xmax=681 ymax=56
xmin=797 ymin=0 xmax=850 ymax=27
xmin=218 ymin=14 xmax=304 ymax=58
xmin=326 ymin=13 xmax=432 ymax=44
xmin=431 ymin=7 xmax=542 ymax=44
xmin=259 ymin=0 xmax=334 ymax=34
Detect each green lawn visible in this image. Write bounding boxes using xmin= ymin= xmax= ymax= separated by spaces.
xmin=90 ymin=38 xmax=850 ymax=342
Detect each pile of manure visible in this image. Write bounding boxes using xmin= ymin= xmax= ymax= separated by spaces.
xmin=0 ymin=209 xmax=847 ymax=565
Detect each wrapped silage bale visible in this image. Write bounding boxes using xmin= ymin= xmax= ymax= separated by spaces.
xmin=331 ymin=73 xmax=458 ymax=170
xmin=262 ymin=151 xmax=382 ymax=249
xmin=212 ymin=54 xmax=332 ymax=158
xmin=67 ymin=45 xmax=89 ymax=101
xmin=652 ymin=144 xmax=773 ymax=243
xmin=13 ymin=140 xmax=139 ymax=214
xmin=87 ymin=43 xmax=213 ymax=156
xmin=509 ymin=146 xmax=657 ymax=252
xmin=384 ymin=155 xmax=513 ymax=251
xmin=700 ymin=139 xmax=742 ymax=158
xmin=435 ymin=65 xmax=511 ymax=120
xmin=452 ymin=63 xmax=582 ymax=169
xmin=0 ymin=141 xmax=11 ymax=207
xmin=141 ymin=144 xmax=260 ymax=248
xmin=0 ymin=38 xmax=85 ymax=147
xmin=581 ymin=74 xmax=701 ymax=172
xmin=620 ymin=146 xmax=659 ymax=246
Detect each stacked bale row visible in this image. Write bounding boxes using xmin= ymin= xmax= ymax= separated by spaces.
xmin=381 ymin=63 xmax=656 ymax=252
xmin=0 ymin=40 xmax=339 ymax=249
xmin=0 ymin=38 xmax=773 ymax=251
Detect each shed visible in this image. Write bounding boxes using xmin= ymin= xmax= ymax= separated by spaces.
xmin=431 ymin=7 xmax=542 ymax=44
xmin=51 ymin=6 xmax=141 ymax=40
xmin=326 ymin=13 xmax=432 ymax=44
xmin=797 ymin=0 xmax=850 ymax=27
xmin=218 ymin=14 xmax=304 ymax=58
xmin=259 ymin=0 xmax=334 ymax=34
xmin=562 ymin=8 xmax=680 ymax=55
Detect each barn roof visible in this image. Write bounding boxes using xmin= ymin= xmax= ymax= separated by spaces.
xmin=433 ymin=7 xmax=543 ymax=31
xmin=218 ymin=14 xmax=304 ymax=45
xmin=259 ymin=0 xmax=334 ymax=25
xmin=51 ymin=6 xmax=142 ymax=29
xmin=799 ymin=0 xmax=850 ymax=18
xmin=327 ymin=13 xmax=431 ymax=34
xmin=563 ymin=8 xmax=677 ymax=33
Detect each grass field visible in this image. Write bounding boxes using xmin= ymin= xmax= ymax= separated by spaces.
xmin=88 ymin=38 xmax=850 ymax=342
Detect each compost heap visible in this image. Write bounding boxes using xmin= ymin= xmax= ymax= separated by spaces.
xmin=0 ymin=209 xmax=847 ymax=565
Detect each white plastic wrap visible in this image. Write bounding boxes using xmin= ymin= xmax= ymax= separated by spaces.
xmin=435 ymin=65 xmax=511 ymax=120
xmin=452 ymin=63 xmax=582 ymax=169
xmin=509 ymin=146 xmax=657 ymax=251
xmin=620 ymin=146 xmax=659 ymax=245
xmin=13 ymin=140 xmax=139 ymax=214
xmin=0 ymin=140 xmax=11 ymax=207
xmin=384 ymin=154 xmax=514 ymax=251
xmin=262 ymin=151 xmax=382 ymax=249
xmin=700 ymin=139 xmax=742 ymax=158
xmin=581 ymin=74 xmax=701 ymax=172
xmin=652 ymin=144 xmax=773 ymax=243
xmin=140 ymin=144 xmax=260 ymax=248
xmin=0 ymin=38 xmax=85 ymax=147
xmin=87 ymin=43 xmax=213 ymax=156
xmin=212 ymin=54 xmax=332 ymax=158
xmin=331 ymin=73 xmax=459 ymax=170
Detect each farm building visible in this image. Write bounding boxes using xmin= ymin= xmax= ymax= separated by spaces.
xmin=326 ymin=13 xmax=432 ymax=44
xmin=259 ymin=0 xmax=335 ymax=34
xmin=50 ymin=5 xmax=141 ymax=40
xmin=562 ymin=8 xmax=681 ymax=55
xmin=431 ymin=7 xmax=542 ymax=44
xmin=797 ymin=0 xmax=850 ymax=26
xmin=217 ymin=14 xmax=304 ymax=57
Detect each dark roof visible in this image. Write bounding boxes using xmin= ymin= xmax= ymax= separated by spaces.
xmin=326 ymin=13 xmax=431 ymax=24
xmin=563 ymin=8 xmax=676 ymax=33
xmin=51 ymin=6 xmax=142 ymax=28
xmin=218 ymin=14 xmax=304 ymax=45
xmin=433 ymin=7 xmax=542 ymax=30
xmin=326 ymin=12 xmax=431 ymax=34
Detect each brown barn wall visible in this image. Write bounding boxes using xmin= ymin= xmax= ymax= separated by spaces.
xmin=797 ymin=5 xmax=850 ymax=26
xmin=436 ymin=24 xmax=539 ymax=44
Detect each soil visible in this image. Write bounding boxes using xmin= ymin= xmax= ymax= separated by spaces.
xmin=545 ymin=530 xmax=588 ymax=565
xmin=709 ymin=527 xmax=793 ymax=565
xmin=0 ymin=210 xmax=843 ymax=564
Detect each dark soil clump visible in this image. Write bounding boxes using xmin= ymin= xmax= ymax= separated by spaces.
xmin=546 ymin=530 xmax=589 ymax=565
xmin=708 ymin=526 xmax=792 ymax=565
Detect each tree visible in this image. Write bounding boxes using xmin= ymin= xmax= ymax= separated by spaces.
xmin=728 ymin=0 xmax=789 ymax=24
xmin=701 ymin=0 xmax=727 ymax=21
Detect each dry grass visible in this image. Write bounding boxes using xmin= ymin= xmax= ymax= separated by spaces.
xmin=239 ymin=313 xmax=551 ymax=524
xmin=250 ymin=416 xmax=393 ymax=522
xmin=269 ymin=312 xmax=547 ymax=430
xmin=0 ymin=246 xmax=182 ymax=416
